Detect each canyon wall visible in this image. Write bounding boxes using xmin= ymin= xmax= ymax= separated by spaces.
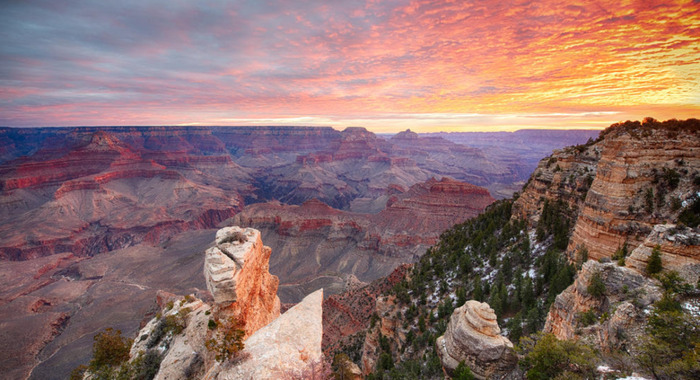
xmin=567 ymin=122 xmax=700 ymax=263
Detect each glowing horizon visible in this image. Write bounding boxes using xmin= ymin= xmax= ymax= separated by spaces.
xmin=1 ymin=0 xmax=698 ymax=132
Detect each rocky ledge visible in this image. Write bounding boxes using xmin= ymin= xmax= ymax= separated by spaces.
xmin=436 ymin=300 xmax=518 ymax=380
xmin=544 ymin=261 xmax=662 ymax=352
xmin=218 ymin=289 xmax=324 ymax=379
xmin=627 ymin=224 xmax=700 ymax=285
xmin=124 ymin=227 xmax=323 ymax=380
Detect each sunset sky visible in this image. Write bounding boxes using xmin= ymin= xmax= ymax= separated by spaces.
xmin=1 ymin=0 xmax=698 ymax=132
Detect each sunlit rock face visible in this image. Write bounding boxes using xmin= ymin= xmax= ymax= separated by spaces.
xmin=436 ymin=300 xmax=518 ymax=380
xmin=217 ymin=289 xmax=324 ymax=379
xmin=204 ymin=226 xmax=280 ymax=337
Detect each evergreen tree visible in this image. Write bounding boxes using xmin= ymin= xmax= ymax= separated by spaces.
xmin=472 ymin=276 xmax=483 ymax=302
xmin=646 ymin=245 xmax=663 ymax=275
xmin=453 ymin=361 xmax=475 ymax=380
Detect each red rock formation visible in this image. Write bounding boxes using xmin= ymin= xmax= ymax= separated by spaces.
xmin=0 ymin=129 xmax=251 ymax=260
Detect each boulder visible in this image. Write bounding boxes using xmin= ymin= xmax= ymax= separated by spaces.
xmin=436 ymin=300 xmax=518 ymax=380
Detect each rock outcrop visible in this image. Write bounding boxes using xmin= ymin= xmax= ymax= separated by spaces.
xmin=511 ymin=141 xmax=599 ymax=226
xmin=627 ymin=224 xmax=700 ymax=284
xmin=322 ymin=265 xmax=409 ymax=359
xmin=124 ymin=228 xmax=320 ymax=380
xmin=436 ymin=301 xmax=518 ymax=380
xmin=544 ymin=261 xmax=662 ymax=351
xmin=204 ymin=226 xmax=280 ymax=337
xmin=215 ymin=289 xmax=324 ymax=379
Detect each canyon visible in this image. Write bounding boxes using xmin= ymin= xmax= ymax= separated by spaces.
xmin=319 ymin=119 xmax=699 ymax=378
xmin=0 ymin=125 xmax=599 ymax=379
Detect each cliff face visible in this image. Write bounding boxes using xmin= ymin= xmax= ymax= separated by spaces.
xmin=511 ymin=142 xmax=599 ymax=226
xmin=544 ymin=261 xmax=662 ymax=352
xmin=513 ymin=120 xmax=700 ymax=269
xmin=567 ymin=124 xmax=700 ymax=263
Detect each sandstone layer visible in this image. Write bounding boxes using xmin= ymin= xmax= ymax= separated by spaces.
xmin=436 ymin=300 xmax=518 ymax=380
xmin=204 ymin=226 xmax=280 ymax=337
xmin=627 ymin=224 xmax=700 ymax=284
xmin=566 ymin=123 xmax=699 ymax=263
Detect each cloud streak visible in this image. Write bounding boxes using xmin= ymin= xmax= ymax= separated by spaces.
xmin=1 ymin=0 xmax=698 ymax=131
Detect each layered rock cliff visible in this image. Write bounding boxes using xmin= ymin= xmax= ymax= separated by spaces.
xmin=436 ymin=301 xmax=519 ymax=380
xmin=567 ymin=121 xmax=700 ymax=264
xmin=513 ymin=119 xmax=700 ymax=269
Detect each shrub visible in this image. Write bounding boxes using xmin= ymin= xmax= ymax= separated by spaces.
xmin=587 ymin=271 xmax=606 ymax=298
xmin=578 ymin=310 xmax=597 ymax=327
xmin=637 ymin=301 xmax=700 ymax=378
xmin=454 ymin=361 xmax=475 ymax=380
xmin=206 ymin=316 xmax=245 ymax=362
xmin=646 ymin=245 xmax=662 ymax=276
xmin=118 ymin=350 xmax=162 ymax=380
xmin=89 ymin=328 xmax=132 ymax=371
xmin=678 ymin=197 xmax=700 ymax=227
xmin=520 ymin=333 xmax=597 ymax=380
xmin=220 ymin=231 xmax=247 ymax=244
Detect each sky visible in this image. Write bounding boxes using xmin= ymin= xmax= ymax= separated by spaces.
xmin=0 ymin=0 xmax=698 ymax=132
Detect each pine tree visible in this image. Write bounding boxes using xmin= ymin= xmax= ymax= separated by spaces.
xmin=646 ymin=245 xmax=663 ymax=275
